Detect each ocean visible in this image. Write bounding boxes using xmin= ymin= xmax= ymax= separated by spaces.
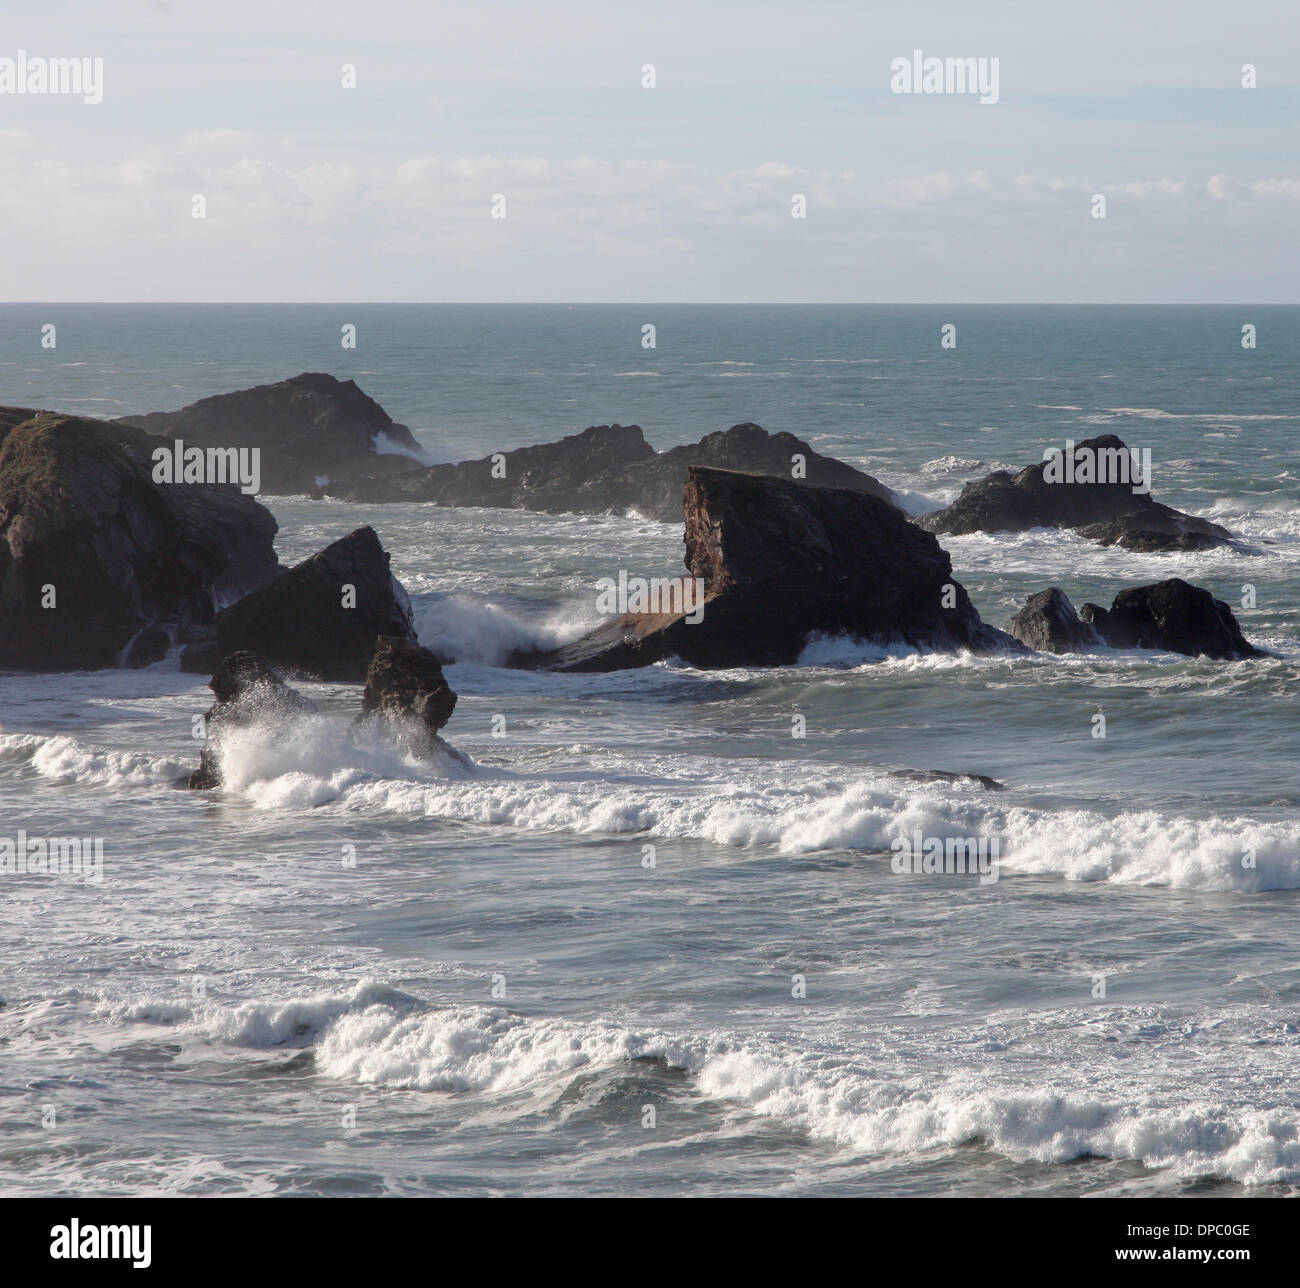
xmin=1 ymin=304 xmax=1298 ymax=1196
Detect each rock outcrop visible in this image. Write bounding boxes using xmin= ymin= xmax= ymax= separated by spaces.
xmin=0 ymin=412 xmax=280 ymax=671
xmin=1075 ymin=512 xmax=1235 ymax=553
xmin=316 ymin=421 xmax=898 ymax=521
xmin=181 ymin=526 xmax=415 ymax=682
xmin=358 ymin=635 xmax=459 ymax=753
xmin=526 ymin=466 xmax=1021 ymax=672
xmin=188 ymin=651 xmax=317 ymax=789
xmin=1006 ymin=588 xmax=1102 ymax=654
xmin=322 ymin=423 xmax=653 ymax=510
xmin=190 ymin=639 xmax=462 ymax=787
xmin=118 ymin=373 xmax=425 ymax=495
xmin=918 ymin=435 xmax=1233 ymax=551
xmin=1080 ymin=579 xmax=1264 ymax=660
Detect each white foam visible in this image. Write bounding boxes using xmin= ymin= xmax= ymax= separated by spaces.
xmin=196 ymin=715 xmax=1300 ymax=892
xmin=4 ymin=732 xmax=187 ymax=788
xmin=211 ymin=709 xmax=474 ymax=810
xmin=414 ymin=594 xmax=598 ymax=667
xmin=142 ymin=980 xmax=1300 ymax=1184
xmin=372 ymin=430 xmax=430 ymax=463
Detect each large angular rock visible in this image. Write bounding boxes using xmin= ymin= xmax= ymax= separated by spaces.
xmin=1006 ymin=588 xmax=1102 ymax=653
xmin=528 ymin=466 xmax=1021 ymax=672
xmin=316 ymin=421 xmax=898 ymax=520
xmin=0 ymin=412 xmax=280 ymax=671
xmin=918 ymin=435 xmax=1233 ymax=550
xmin=1080 ymin=579 xmax=1263 ymax=660
xmin=188 ymin=651 xmax=317 ymax=789
xmin=118 ymin=372 xmax=425 ymax=495
xmin=186 ymin=526 xmax=415 ymax=681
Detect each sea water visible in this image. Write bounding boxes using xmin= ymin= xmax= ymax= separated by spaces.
xmin=0 ymin=304 xmax=1297 ymax=1195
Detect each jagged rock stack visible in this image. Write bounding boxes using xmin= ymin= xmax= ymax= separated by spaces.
xmin=189 ymin=636 xmax=462 ymax=789
xmin=315 ymin=420 xmax=899 ymax=520
xmin=359 ymin=635 xmax=458 ymax=749
xmin=188 ymin=651 xmax=317 ymax=789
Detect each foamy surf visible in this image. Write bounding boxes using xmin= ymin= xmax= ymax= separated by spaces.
xmin=6 ymin=720 xmax=1298 ymax=891
xmin=89 ymin=979 xmax=1300 ymax=1186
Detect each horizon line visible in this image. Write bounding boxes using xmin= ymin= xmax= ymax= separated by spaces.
xmin=0 ymin=300 xmax=1296 ymax=308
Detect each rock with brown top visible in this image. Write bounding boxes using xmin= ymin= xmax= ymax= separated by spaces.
xmin=526 ymin=466 xmax=1021 ymax=672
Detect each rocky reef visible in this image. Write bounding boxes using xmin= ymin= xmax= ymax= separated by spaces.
xmin=918 ymin=435 xmax=1234 ymax=551
xmin=315 ymin=421 xmax=898 ymax=521
xmin=1004 ymin=581 xmax=1262 ymax=660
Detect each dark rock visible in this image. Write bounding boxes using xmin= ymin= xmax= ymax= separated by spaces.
xmin=0 ymin=413 xmax=281 ymax=671
xmin=189 ymin=651 xmax=317 ymax=789
xmin=192 ymin=526 xmax=415 ymax=682
xmin=528 ymin=466 xmax=1023 ymax=672
xmin=118 ymin=372 xmax=425 ymax=495
xmin=888 ymin=769 xmax=1006 ymax=791
xmin=0 ymin=405 xmax=40 ymax=448
xmin=1076 ymin=511 xmax=1241 ymax=553
xmin=121 ymin=622 xmax=175 ymax=669
xmin=597 ymin=422 xmax=898 ymax=521
xmin=316 ymin=421 xmax=899 ymax=521
xmin=1006 ymin=588 xmax=1102 ymax=654
xmin=918 ymin=435 xmax=1232 ymax=550
xmin=359 ymin=635 xmax=458 ymax=745
xmin=318 ymin=423 xmax=654 ymax=509
xmin=1080 ymin=579 xmax=1263 ymax=660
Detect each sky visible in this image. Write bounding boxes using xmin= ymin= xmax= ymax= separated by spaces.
xmin=1 ymin=0 xmax=1297 ymax=302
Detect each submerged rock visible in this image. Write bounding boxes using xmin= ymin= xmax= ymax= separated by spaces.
xmin=528 ymin=466 xmax=1022 ymax=672
xmin=888 ymin=769 xmax=1006 ymax=791
xmin=917 ymin=435 xmax=1233 ymax=550
xmin=118 ymin=372 xmax=425 ymax=495
xmin=1006 ymin=588 xmax=1102 ymax=654
xmin=0 ymin=412 xmax=280 ymax=671
xmin=316 ymin=421 xmax=899 ymax=520
xmin=1075 ymin=511 xmax=1239 ymax=553
xmin=1080 ymin=579 xmax=1264 ymax=660
xmin=183 ymin=526 xmax=415 ymax=682
xmin=188 ymin=651 xmax=317 ymax=789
